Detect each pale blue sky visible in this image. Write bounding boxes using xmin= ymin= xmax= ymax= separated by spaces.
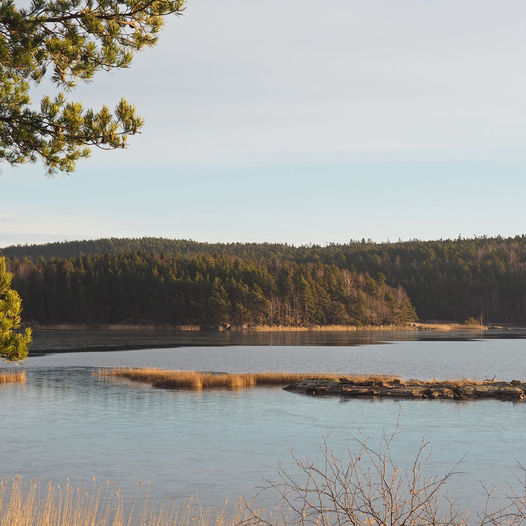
xmin=1 ymin=0 xmax=526 ymax=246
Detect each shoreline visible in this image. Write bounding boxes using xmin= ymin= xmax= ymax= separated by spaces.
xmin=31 ymin=322 xmax=488 ymax=332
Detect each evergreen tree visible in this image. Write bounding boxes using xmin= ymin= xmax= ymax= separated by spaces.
xmin=7 ymin=252 xmax=417 ymax=327
xmin=0 ymin=257 xmax=31 ymax=361
xmin=1 ymin=0 xmax=184 ymax=173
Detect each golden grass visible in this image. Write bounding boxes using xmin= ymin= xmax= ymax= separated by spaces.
xmin=0 ymin=476 xmax=256 ymax=526
xmin=95 ymin=368 xmax=496 ymax=392
xmin=0 ymin=371 xmax=26 ymax=385
xmin=96 ymin=368 xmax=319 ymax=390
xmin=95 ymin=368 xmax=403 ymax=390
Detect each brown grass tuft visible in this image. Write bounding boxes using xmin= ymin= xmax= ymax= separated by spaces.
xmin=0 ymin=476 xmax=256 ymax=525
xmin=0 ymin=371 xmax=26 ymax=385
xmin=95 ymin=368 xmax=321 ymax=390
xmin=95 ymin=368 xmax=404 ymax=391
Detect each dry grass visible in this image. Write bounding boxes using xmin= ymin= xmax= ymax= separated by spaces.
xmin=95 ymin=368 xmax=492 ymax=392
xmin=0 ymin=476 xmax=256 ymax=526
xmin=0 ymin=371 xmax=26 ymax=385
xmin=96 ymin=368 xmax=324 ymax=390
xmin=95 ymin=368 xmax=403 ymax=390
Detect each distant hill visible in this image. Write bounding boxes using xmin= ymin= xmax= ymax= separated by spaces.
xmin=3 ymin=235 xmax=526 ymax=324
xmin=0 ymin=238 xmax=273 ymax=260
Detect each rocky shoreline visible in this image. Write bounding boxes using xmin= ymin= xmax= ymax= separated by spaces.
xmin=284 ymin=377 xmax=526 ymax=401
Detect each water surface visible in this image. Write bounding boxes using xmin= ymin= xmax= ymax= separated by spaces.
xmin=1 ymin=331 xmax=526 ymax=515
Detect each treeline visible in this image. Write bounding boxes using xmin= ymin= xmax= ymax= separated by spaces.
xmin=4 ymin=235 xmax=526 ymax=324
xmin=7 ymin=254 xmax=416 ymax=327
xmin=0 ymin=238 xmax=292 ymax=261
xmin=320 ymin=237 xmax=526 ymax=324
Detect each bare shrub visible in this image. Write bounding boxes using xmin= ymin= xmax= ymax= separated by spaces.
xmin=242 ymin=423 xmax=470 ymax=526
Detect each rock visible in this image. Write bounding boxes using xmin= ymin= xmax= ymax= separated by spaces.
xmin=341 ymin=387 xmax=371 ymax=397
xmin=494 ymin=388 xmax=525 ymax=400
xmin=385 ymin=388 xmax=413 ymax=398
xmin=454 ymin=386 xmax=475 ymax=399
xmin=284 ymin=378 xmax=526 ymax=402
xmin=439 ymin=388 xmax=456 ymax=399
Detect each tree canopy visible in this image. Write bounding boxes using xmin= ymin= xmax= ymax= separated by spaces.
xmin=0 ymin=0 xmax=184 ymax=173
xmin=0 ymin=257 xmax=31 ymax=361
xmin=5 ymin=235 xmax=526 ymax=324
xmin=6 ymin=253 xmax=417 ymax=327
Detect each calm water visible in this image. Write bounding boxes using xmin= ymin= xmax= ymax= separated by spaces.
xmin=1 ymin=330 xmax=526 ymax=515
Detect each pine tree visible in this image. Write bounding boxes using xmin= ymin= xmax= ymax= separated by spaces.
xmin=0 ymin=257 xmax=31 ymax=361
xmin=1 ymin=0 xmax=184 ymax=173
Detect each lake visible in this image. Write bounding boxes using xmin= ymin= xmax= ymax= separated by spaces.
xmin=1 ymin=329 xmax=526 ymax=517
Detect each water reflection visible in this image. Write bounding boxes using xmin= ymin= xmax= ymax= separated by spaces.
xmin=30 ymin=327 xmax=526 ymax=355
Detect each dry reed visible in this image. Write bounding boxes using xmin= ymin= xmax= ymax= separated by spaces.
xmin=95 ymin=368 xmax=403 ymax=390
xmin=0 ymin=476 xmax=256 ymax=526
xmin=0 ymin=371 xmax=26 ymax=385
xmin=95 ymin=368 xmax=497 ymax=393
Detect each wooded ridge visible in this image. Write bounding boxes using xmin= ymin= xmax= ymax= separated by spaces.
xmin=6 ymin=253 xmax=416 ymax=327
xmin=3 ymin=234 xmax=526 ymax=325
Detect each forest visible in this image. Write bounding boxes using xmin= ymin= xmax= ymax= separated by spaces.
xmin=3 ymin=234 xmax=526 ymax=325
xmin=5 ymin=253 xmax=416 ymax=327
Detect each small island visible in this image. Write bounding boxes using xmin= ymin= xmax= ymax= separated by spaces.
xmin=96 ymin=368 xmax=526 ymax=402
xmin=284 ymin=377 xmax=526 ymax=401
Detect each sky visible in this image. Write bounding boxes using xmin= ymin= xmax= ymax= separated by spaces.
xmin=2 ymin=0 xmax=526 ymax=246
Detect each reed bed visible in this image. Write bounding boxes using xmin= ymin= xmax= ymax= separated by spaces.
xmin=95 ymin=368 xmax=402 ymax=390
xmin=0 ymin=476 xmax=256 ymax=526
xmin=0 ymin=371 xmax=26 ymax=385
xmin=96 ymin=368 xmax=492 ymax=392
xmin=96 ymin=368 xmax=322 ymax=390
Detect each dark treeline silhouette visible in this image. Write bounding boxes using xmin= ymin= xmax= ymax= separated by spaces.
xmin=3 ymin=235 xmax=526 ymax=324
xmin=1 ymin=238 xmax=295 ymax=261
xmin=7 ymin=253 xmax=416 ymax=326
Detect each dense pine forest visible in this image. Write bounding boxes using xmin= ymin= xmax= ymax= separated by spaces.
xmin=5 ymin=254 xmax=416 ymax=327
xmin=3 ymin=235 xmax=526 ymax=325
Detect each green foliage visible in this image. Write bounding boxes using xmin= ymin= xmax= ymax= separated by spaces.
xmin=0 ymin=257 xmax=31 ymax=361
xmin=0 ymin=0 xmax=184 ymax=173
xmin=4 ymin=235 xmax=526 ymax=324
xmin=8 ymin=253 xmax=415 ymax=327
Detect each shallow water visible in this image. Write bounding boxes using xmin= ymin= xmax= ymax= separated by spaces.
xmin=1 ymin=331 xmax=526 ymax=515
